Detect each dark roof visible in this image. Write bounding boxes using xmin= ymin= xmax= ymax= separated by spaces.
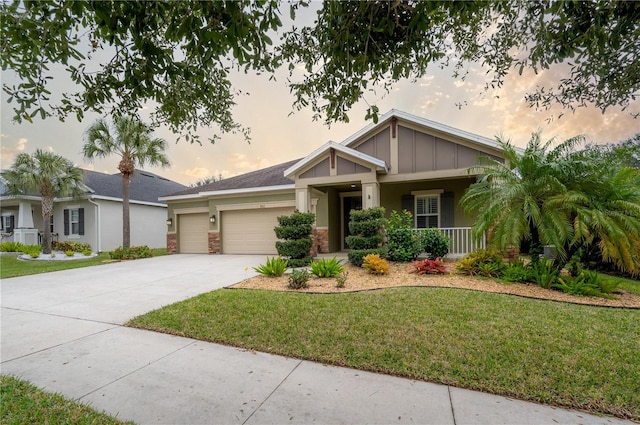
xmin=83 ymin=170 xmax=187 ymax=204
xmin=167 ymin=158 xmax=299 ymax=197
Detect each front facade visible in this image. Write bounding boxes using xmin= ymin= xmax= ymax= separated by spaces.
xmin=1 ymin=170 xmax=186 ymax=252
xmin=162 ymin=110 xmax=505 ymax=256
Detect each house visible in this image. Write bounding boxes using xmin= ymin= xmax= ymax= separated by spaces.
xmin=161 ymin=110 xmax=506 ymax=256
xmin=0 ymin=170 xmax=187 ymax=252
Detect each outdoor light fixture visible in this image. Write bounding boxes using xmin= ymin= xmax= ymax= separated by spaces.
xmin=166 ymin=218 xmax=173 ymax=226
xmin=210 ymin=214 xmax=216 ymax=224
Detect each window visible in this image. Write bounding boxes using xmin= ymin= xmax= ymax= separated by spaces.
xmin=64 ymin=208 xmax=84 ymax=236
xmin=71 ymin=209 xmax=80 ymax=235
xmin=1 ymin=215 xmax=14 ymax=232
xmin=415 ymin=195 xmax=439 ymax=228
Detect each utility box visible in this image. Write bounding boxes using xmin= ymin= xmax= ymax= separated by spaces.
xmin=543 ymin=245 xmax=557 ymax=260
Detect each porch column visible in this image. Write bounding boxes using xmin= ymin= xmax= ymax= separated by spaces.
xmin=17 ymin=201 xmax=34 ymax=228
xmin=362 ymin=182 xmax=380 ymax=210
xmin=14 ymin=201 xmax=38 ymax=245
xmin=296 ymin=187 xmax=312 ymax=213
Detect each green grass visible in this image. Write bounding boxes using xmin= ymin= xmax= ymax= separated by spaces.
xmin=129 ymin=287 xmax=640 ymax=421
xmin=0 ymin=248 xmax=167 ymax=279
xmin=0 ymin=375 xmax=134 ymax=424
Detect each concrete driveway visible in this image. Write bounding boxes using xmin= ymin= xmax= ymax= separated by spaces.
xmin=1 ymin=254 xmax=634 ymax=424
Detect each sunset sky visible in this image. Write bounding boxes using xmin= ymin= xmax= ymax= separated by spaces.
xmin=2 ymin=6 xmax=639 ymax=186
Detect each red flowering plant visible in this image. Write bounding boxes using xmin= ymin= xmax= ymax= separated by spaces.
xmin=410 ymin=258 xmax=448 ymax=275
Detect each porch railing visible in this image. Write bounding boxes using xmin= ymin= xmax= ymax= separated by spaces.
xmin=412 ymin=227 xmax=485 ymax=258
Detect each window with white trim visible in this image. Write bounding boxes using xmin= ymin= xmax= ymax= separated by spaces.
xmin=415 ymin=195 xmax=439 ymax=228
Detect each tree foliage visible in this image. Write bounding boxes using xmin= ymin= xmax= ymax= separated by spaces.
xmin=83 ymin=116 xmax=169 ymax=248
xmin=2 ymin=1 xmax=638 ymax=139
xmin=1 ymin=149 xmax=85 ymax=254
xmin=461 ymin=133 xmax=640 ymax=276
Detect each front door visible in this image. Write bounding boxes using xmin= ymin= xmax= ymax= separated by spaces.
xmin=342 ymin=194 xmax=363 ymax=250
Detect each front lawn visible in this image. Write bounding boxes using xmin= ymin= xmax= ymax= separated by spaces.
xmin=0 ymin=375 xmax=133 ymax=424
xmin=128 ymin=286 xmax=640 ymax=421
xmin=0 ymin=248 xmax=167 ymax=279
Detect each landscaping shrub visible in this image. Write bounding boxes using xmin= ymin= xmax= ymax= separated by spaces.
xmin=82 ymin=249 xmax=92 ymax=256
xmin=253 ymin=256 xmax=288 ymax=277
xmin=552 ymin=271 xmax=616 ymax=299
xmin=274 ymin=211 xmax=315 ymax=268
xmin=501 ymin=261 xmax=534 ymax=283
xmin=310 ymin=256 xmax=344 ymax=278
xmin=386 ymin=210 xmax=421 ymax=262
xmin=288 ymin=268 xmax=310 ymax=289
xmin=109 ymin=245 xmax=152 ymax=260
xmin=418 ymin=228 xmax=450 ymax=259
xmin=65 ymin=250 xmax=75 ymax=257
xmin=362 ymin=253 xmax=389 ymax=275
xmin=0 ymin=241 xmax=23 ymax=252
xmin=52 ymin=241 xmax=91 ymax=253
xmin=346 ymin=207 xmax=387 ymax=266
xmin=22 ymin=244 xmax=41 ymax=258
xmin=410 ymin=258 xmax=448 ymax=275
xmin=456 ymin=249 xmax=505 ymax=277
xmin=529 ymin=259 xmax=559 ymax=289
xmin=335 ymin=271 xmax=348 ymax=288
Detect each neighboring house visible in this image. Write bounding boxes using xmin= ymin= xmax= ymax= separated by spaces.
xmin=0 ymin=170 xmax=187 ymax=252
xmin=161 ymin=109 xmax=506 ymax=256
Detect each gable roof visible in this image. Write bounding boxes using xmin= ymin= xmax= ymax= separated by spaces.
xmin=340 ymin=109 xmax=503 ymax=151
xmin=83 ymin=170 xmax=187 ymax=204
xmin=284 ymin=141 xmax=388 ymax=179
xmin=162 ymin=158 xmax=299 ymax=200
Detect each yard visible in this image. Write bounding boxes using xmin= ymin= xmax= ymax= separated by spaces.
xmin=128 ymin=263 xmax=640 ymax=422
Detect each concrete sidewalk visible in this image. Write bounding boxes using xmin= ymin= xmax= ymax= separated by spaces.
xmin=1 ymin=255 xmax=634 ymax=424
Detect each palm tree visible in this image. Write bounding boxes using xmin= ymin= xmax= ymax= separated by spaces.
xmin=1 ymin=150 xmax=85 ymax=254
xmin=461 ymin=132 xmax=640 ymax=275
xmin=83 ymin=116 xmax=169 ymax=248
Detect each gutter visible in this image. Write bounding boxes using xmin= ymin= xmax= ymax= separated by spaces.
xmin=87 ymin=196 xmax=102 ymax=253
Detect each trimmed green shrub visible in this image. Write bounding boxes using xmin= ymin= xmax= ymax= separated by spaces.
xmin=65 ymin=250 xmax=75 ymax=257
xmin=82 ymin=249 xmax=92 ymax=256
xmin=275 ymin=211 xmax=315 ymax=268
xmin=346 ymin=207 xmax=387 ymax=267
xmin=387 ymin=228 xmax=422 ymax=262
xmin=288 ymin=268 xmax=310 ymax=289
xmin=275 ymin=238 xmax=313 ymax=259
xmin=418 ymin=228 xmax=450 ymax=259
xmin=254 ymin=256 xmax=288 ymax=277
xmin=310 ymin=256 xmax=344 ymax=278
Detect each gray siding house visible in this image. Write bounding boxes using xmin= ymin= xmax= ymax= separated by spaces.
xmin=1 ymin=170 xmax=186 ymax=252
xmin=161 ymin=110 xmax=505 ymax=256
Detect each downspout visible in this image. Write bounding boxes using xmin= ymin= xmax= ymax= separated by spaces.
xmin=87 ymin=196 xmax=102 ymax=253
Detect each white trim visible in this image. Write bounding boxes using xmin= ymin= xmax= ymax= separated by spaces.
xmin=80 ymin=195 xmax=168 ymax=208
xmin=411 ymin=189 xmax=444 ymax=196
xmin=159 ymin=184 xmax=294 ymax=201
xmin=217 ymin=200 xmax=296 ymax=212
xmin=173 ymin=207 xmax=210 ymax=215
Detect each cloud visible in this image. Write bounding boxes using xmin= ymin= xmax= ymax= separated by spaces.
xmin=184 ymin=167 xmax=211 ymax=179
xmin=228 ymin=153 xmax=271 ymax=176
xmin=0 ymin=137 xmax=28 ymax=169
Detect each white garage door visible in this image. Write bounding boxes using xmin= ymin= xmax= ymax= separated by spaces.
xmin=179 ymin=213 xmax=209 ymax=254
xmin=222 ymin=207 xmax=295 ymax=254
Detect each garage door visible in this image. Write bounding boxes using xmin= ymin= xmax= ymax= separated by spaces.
xmin=222 ymin=207 xmax=295 ymax=254
xmin=179 ymin=213 xmax=209 ymax=254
